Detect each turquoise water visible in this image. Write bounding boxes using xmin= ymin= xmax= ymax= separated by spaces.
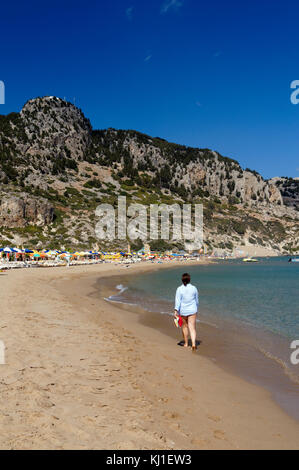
xmin=123 ymin=257 xmax=299 ymax=339
xmin=107 ymin=257 xmax=299 ymax=418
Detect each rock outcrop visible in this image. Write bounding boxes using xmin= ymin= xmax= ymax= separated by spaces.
xmin=95 ymin=130 xmax=283 ymax=208
xmin=0 ymin=195 xmax=54 ymax=227
xmin=269 ymin=177 xmax=299 ymax=210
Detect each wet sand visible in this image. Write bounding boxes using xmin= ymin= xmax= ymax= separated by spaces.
xmin=0 ymin=260 xmax=299 ymax=449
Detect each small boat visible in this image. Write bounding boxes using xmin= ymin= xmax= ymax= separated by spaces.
xmin=243 ymin=257 xmax=259 ymax=262
xmin=288 ymin=258 xmax=299 ymax=263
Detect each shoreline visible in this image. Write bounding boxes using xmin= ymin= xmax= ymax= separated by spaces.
xmin=102 ymin=264 xmax=299 ymax=422
xmin=0 ymin=260 xmax=298 ymax=449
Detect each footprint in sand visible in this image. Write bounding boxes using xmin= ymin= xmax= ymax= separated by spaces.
xmin=191 ymin=437 xmax=208 ymax=446
xmin=173 ymin=373 xmax=184 ymax=379
xmin=36 ymin=397 xmax=55 ymax=409
xmin=116 ymin=441 xmax=136 ymax=449
xmin=163 ymin=411 xmax=180 ymax=420
xmin=158 ymin=397 xmax=169 ymax=404
xmin=207 ymin=414 xmax=222 ymax=423
xmin=213 ymin=429 xmax=226 ymax=440
xmin=182 ymin=395 xmax=190 ymax=401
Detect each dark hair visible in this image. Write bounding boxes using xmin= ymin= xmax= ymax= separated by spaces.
xmin=182 ymin=273 xmax=191 ymax=286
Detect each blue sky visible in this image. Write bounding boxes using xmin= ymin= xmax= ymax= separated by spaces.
xmin=0 ymin=0 xmax=298 ymax=179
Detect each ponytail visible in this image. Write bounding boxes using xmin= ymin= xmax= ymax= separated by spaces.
xmin=182 ymin=273 xmax=191 ymax=286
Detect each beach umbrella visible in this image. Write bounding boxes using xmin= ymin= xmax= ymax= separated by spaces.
xmin=13 ymin=247 xmax=24 ymax=253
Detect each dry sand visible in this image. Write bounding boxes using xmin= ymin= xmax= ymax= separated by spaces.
xmin=0 ymin=260 xmax=298 ymax=450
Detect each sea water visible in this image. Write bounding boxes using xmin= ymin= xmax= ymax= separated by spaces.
xmin=108 ymin=257 xmax=299 ymax=419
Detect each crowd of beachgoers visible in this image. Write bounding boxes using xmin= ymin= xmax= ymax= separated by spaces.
xmin=0 ymin=246 xmax=202 ymax=270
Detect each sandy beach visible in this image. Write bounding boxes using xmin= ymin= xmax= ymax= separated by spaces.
xmin=0 ymin=260 xmax=298 ymax=450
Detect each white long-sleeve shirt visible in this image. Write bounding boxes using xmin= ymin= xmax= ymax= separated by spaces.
xmin=175 ymin=283 xmax=199 ymax=316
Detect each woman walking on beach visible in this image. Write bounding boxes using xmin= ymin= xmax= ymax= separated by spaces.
xmin=174 ymin=273 xmax=199 ymax=352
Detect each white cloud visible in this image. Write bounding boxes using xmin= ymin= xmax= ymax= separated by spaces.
xmin=126 ymin=6 xmax=133 ymax=21
xmin=144 ymin=54 xmax=152 ymax=62
xmin=161 ymin=0 xmax=183 ymax=14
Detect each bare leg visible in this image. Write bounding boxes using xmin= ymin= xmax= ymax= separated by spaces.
xmin=181 ymin=316 xmax=189 ymax=347
xmin=187 ymin=314 xmax=197 ymax=348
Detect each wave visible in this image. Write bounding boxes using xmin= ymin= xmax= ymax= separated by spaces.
xmin=104 ymin=284 xmax=129 ymax=303
xmin=115 ymin=284 xmax=128 ymax=294
xmin=258 ymin=347 xmax=299 ymax=385
xmin=104 ymin=297 xmax=137 ymax=307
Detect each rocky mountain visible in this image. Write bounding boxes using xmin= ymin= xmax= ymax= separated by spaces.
xmin=92 ymin=128 xmax=283 ymax=207
xmin=0 ymin=96 xmax=298 ymax=254
xmin=269 ymin=177 xmax=299 ymax=210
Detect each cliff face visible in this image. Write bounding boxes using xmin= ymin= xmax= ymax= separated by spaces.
xmin=269 ymin=177 xmax=299 ymax=210
xmin=0 ymin=96 xmax=298 ymax=254
xmin=0 ymin=96 xmax=91 ymax=189
xmin=19 ymin=96 xmax=92 ymax=161
xmin=0 ymin=195 xmax=54 ymax=228
xmin=93 ymin=129 xmax=283 ymax=207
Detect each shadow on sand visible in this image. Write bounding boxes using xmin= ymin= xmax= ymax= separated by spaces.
xmin=177 ymin=339 xmax=201 ymax=348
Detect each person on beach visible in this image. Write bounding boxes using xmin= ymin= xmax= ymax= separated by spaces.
xmin=174 ymin=273 xmax=199 ymax=352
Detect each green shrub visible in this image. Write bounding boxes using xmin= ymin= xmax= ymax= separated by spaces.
xmin=83 ymin=179 xmax=102 ymax=189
